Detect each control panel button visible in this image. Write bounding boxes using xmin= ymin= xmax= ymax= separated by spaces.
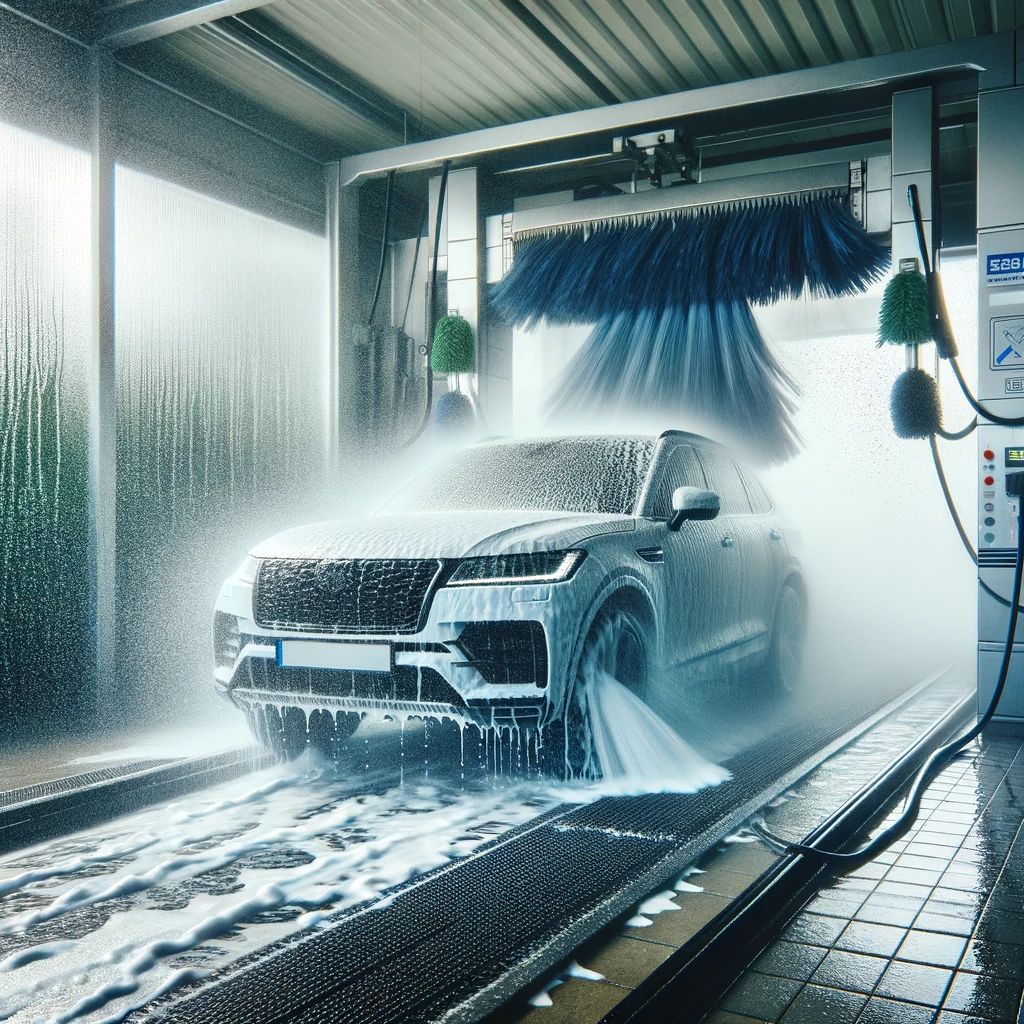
xmin=985 ymin=532 xmax=996 ymax=543
xmin=985 ymin=516 xmax=996 ymax=526
xmin=984 ymin=449 xmax=995 ymax=460
xmin=985 ymin=503 xmax=995 ymax=512
xmin=985 ymin=476 xmax=995 ymax=486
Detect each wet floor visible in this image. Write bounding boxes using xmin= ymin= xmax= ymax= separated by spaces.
xmin=0 ymin=668 xmax=950 ymax=1024
xmin=0 ymin=746 xmax=564 ymax=1024
xmin=709 ymin=727 xmax=1024 ymax=1024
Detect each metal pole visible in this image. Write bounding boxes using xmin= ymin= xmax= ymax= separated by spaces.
xmin=325 ymin=162 xmax=341 ymax=468
xmin=90 ymin=47 xmax=117 ymax=719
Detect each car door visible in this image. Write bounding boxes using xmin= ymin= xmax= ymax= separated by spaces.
xmin=737 ymin=464 xmax=786 ymax=641
xmin=693 ymin=448 xmax=765 ymax=659
xmin=646 ymin=444 xmax=730 ymax=675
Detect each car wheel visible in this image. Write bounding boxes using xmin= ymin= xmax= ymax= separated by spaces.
xmin=766 ymin=583 xmax=806 ymax=693
xmin=582 ymin=606 xmax=650 ymax=702
xmin=541 ymin=602 xmax=651 ymax=780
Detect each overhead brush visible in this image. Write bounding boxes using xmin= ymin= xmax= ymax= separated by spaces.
xmin=490 ymin=188 xmax=888 ymax=463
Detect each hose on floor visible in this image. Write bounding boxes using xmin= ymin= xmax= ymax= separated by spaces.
xmin=754 ymin=490 xmax=1023 ymax=862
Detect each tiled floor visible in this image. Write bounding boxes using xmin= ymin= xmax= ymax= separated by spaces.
xmin=708 ymin=727 xmax=1024 ymax=1024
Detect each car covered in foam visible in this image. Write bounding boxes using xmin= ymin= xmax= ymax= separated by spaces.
xmin=213 ymin=431 xmax=805 ymax=774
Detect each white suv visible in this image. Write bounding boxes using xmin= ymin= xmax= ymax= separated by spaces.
xmin=213 ymin=432 xmax=804 ymax=775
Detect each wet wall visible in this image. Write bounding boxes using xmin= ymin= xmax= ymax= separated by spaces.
xmin=0 ymin=123 xmax=93 ymax=747
xmin=113 ymin=167 xmax=329 ymax=728
xmin=0 ymin=10 xmax=332 ymax=745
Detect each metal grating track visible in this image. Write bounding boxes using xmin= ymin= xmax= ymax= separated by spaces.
xmin=0 ymin=760 xmax=178 ymax=809
xmin=0 ymin=748 xmax=271 ymax=855
xmin=132 ymin=675 xmax=960 ymax=1024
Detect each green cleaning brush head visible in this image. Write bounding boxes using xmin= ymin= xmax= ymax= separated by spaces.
xmin=878 ymin=269 xmax=931 ymax=347
xmin=431 ymin=314 xmax=475 ymax=374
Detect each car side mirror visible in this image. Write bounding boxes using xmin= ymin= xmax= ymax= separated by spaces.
xmin=668 ymin=487 xmax=721 ymax=531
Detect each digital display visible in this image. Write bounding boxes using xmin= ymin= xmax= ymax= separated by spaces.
xmin=988 ymin=253 xmax=1024 ymax=275
xmin=1006 ymin=448 xmax=1024 ymax=467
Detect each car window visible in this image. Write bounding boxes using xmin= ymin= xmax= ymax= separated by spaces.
xmin=382 ymin=436 xmax=656 ymax=516
xmin=738 ymin=467 xmax=774 ymax=514
xmin=696 ymin=450 xmax=749 ymax=515
xmin=647 ymin=445 xmax=707 ymax=518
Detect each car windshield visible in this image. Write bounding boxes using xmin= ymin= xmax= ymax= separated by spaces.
xmin=383 ymin=436 xmax=656 ymax=515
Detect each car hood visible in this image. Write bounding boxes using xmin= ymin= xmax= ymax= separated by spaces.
xmin=250 ymin=510 xmax=635 ymax=560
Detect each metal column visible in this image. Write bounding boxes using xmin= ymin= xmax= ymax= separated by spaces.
xmin=891 ymin=87 xmax=935 ymax=371
xmin=327 ymin=166 xmax=365 ymax=452
xmin=90 ymin=49 xmax=116 ymax=715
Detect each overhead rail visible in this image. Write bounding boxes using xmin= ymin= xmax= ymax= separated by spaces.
xmin=334 ymin=32 xmax=1014 ymax=185
xmin=508 ymin=163 xmax=851 ymax=240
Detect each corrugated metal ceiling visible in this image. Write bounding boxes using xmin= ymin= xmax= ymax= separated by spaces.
xmin=122 ymin=0 xmax=1024 ymax=159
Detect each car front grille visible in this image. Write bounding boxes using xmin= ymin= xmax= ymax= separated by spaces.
xmin=254 ymin=558 xmax=443 ymax=634
xmin=238 ymin=659 xmax=466 ymax=706
xmin=455 ymin=621 xmax=548 ymax=687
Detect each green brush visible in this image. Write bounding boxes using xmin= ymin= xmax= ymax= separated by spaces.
xmin=431 ymin=313 xmax=474 ymax=374
xmin=878 ymin=259 xmax=931 ymax=347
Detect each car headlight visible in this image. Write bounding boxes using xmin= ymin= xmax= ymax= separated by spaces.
xmin=447 ymin=550 xmax=585 ymax=587
xmin=236 ymin=554 xmax=260 ymax=584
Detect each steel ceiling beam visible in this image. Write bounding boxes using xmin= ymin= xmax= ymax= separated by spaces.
xmin=209 ymin=11 xmax=408 ymax=139
xmin=496 ymin=0 xmax=620 ymax=106
xmin=335 ymin=30 xmax=1015 ymax=186
xmin=97 ymin=0 xmax=279 ymax=49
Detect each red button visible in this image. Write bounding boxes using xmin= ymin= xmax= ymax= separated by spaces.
xmin=984 ymin=450 xmax=995 ymax=460
xmin=985 ymin=476 xmax=995 ymax=485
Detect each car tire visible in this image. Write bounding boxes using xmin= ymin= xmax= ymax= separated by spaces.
xmin=541 ymin=601 xmax=651 ymax=780
xmin=765 ymin=582 xmax=806 ymax=694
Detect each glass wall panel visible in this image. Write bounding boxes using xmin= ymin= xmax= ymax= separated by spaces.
xmin=0 ymin=122 xmax=93 ymax=746
xmin=114 ymin=167 xmax=329 ymax=727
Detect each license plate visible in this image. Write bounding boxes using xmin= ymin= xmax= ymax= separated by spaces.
xmin=278 ymin=640 xmax=390 ymax=673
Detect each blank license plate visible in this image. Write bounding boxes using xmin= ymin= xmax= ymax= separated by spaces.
xmin=278 ymin=640 xmax=390 ymax=673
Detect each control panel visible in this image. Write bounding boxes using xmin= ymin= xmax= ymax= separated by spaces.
xmin=977 ymin=433 xmax=1024 ymax=554
xmin=977 ymin=227 xmax=1024 ymax=402
xmin=977 ymin=225 xmax=1024 ymax=722
xmin=975 ymin=86 xmax=1024 ymax=722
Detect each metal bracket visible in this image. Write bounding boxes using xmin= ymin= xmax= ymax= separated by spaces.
xmin=849 ymin=160 xmax=866 ymax=227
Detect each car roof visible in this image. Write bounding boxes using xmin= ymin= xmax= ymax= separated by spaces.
xmin=473 ymin=430 xmax=726 ymax=452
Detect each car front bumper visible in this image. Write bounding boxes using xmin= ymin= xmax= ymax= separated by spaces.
xmin=212 ymin=565 xmax=592 ymax=728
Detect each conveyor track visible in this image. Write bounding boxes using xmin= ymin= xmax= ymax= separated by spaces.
xmin=131 ymin=674 xmax=965 ymax=1024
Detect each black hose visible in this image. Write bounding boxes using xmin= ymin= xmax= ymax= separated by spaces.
xmin=936 ymin=417 xmax=977 ymax=441
xmin=400 ymin=213 xmax=427 ymax=334
xmin=753 ymin=495 xmax=1024 ymax=864
xmin=367 ymin=170 xmax=396 ymax=326
xmin=756 ymin=495 xmax=1024 ymax=863
xmin=929 ymin=434 xmax=977 ymax=563
xmin=948 ymin=357 xmax=1024 ymax=426
xmin=909 ymin=182 xmax=932 ymax=276
xmin=400 ymin=160 xmax=450 ymax=448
